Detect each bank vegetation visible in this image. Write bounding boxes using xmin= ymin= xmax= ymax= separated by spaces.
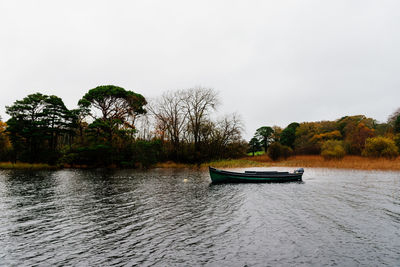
xmin=0 ymin=85 xmax=246 ymax=168
xmin=0 ymin=85 xmax=399 ymax=171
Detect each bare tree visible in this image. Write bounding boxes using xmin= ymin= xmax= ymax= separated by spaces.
xmin=198 ymin=113 xmax=244 ymax=159
xmin=214 ymin=113 xmax=244 ymax=146
xmin=135 ymin=112 xmax=154 ymax=140
xmin=198 ymin=119 xmax=215 ymax=144
xmin=181 ymin=87 xmax=219 ymax=153
xmin=149 ymin=91 xmax=188 ymax=159
xmin=149 ymin=87 xmax=245 ymax=162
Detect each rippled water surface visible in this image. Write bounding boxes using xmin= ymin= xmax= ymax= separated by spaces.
xmin=0 ymin=167 xmax=399 ymax=266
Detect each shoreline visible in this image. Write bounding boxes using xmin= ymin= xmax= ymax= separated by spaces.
xmin=164 ymin=155 xmax=400 ymax=171
xmin=0 ymin=155 xmax=399 ymax=171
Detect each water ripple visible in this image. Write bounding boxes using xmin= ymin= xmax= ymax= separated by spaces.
xmin=0 ymin=168 xmax=399 ymax=266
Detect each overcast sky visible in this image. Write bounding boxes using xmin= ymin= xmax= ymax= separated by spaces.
xmin=1 ymin=0 xmax=399 ymax=139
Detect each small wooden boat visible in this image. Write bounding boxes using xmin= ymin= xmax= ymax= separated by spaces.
xmin=209 ymin=167 xmax=304 ymax=183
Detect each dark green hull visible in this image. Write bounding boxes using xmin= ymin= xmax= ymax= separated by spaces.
xmin=209 ymin=167 xmax=303 ymax=183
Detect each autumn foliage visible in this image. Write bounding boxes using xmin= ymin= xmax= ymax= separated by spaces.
xmin=251 ymin=113 xmax=399 ymax=161
xmin=0 ymin=121 xmax=11 ymax=160
xmin=362 ymin=137 xmax=399 ymax=159
xmin=321 ymin=140 xmax=346 ymax=160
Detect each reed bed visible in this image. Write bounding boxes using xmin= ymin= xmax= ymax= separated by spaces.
xmin=201 ymin=159 xmax=265 ymax=169
xmin=246 ymin=155 xmax=400 ymax=171
xmin=156 ymin=159 xmax=266 ymax=169
xmin=155 ymin=161 xmax=196 ymax=169
xmin=159 ymin=155 xmax=400 ymax=171
xmin=0 ymin=162 xmax=57 ymax=170
xmin=2 ymin=156 xmax=399 ymax=171
xmin=151 ymin=155 xmax=400 ymax=171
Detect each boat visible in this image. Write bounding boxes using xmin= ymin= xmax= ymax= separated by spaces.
xmin=209 ymin=167 xmax=304 ymax=183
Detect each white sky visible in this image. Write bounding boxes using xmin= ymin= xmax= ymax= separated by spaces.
xmin=1 ymin=0 xmax=400 ymax=139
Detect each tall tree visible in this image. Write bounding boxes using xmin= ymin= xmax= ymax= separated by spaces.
xmin=213 ymin=113 xmax=243 ymax=146
xmin=6 ymin=93 xmax=48 ymax=162
xmin=280 ymin=122 xmax=300 ymax=148
xmin=181 ymin=87 xmax=219 ymax=154
xmin=42 ymin=95 xmax=77 ymax=150
xmin=6 ymin=93 xmax=75 ymax=163
xmin=255 ymin=126 xmax=274 ymax=152
xmin=248 ymin=137 xmax=261 ymax=156
xmin=209 ymin=113 xmax=244 ymax=158
xmin=78 ymin=85 xmax=147 ymax=144
xmin=149 ymin=90 xmax=187 ymax=160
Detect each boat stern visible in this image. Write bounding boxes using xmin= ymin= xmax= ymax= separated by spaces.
xmin=294 ymin=168 xmax=304 ymax=174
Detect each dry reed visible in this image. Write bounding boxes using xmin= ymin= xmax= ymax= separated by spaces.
xmin=154 ymin=161 xmax=196 ymax=169
xmin=0 ymin=162 xmax=57 ymax=170
xmin=246 ymin=155 xmax=400 ymax=171
xmin=2 ymin=156 xmax=398 ymax=171
xmin=158 ymin=155 xmax=400 ymax=171
xmin=201 ymin=159 xmax=265 ymax=169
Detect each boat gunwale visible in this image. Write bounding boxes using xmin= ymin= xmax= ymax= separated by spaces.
xmin=209 ymin=167 xmax=302 ymax=178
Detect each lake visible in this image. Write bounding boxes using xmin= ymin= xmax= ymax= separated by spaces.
xmin=0 ymin=167 xmax=399 ymax=266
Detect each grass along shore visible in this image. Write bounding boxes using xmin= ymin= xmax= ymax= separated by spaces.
xmin=246 ymin=155 xmax=400 ymax=171
xmin=0 ymin=162 xmax=57 ymax=170
xmin=0 ymin=155 xmax=399 ymax=171
xmin=159 ymin=155 xmax=400 ymax=171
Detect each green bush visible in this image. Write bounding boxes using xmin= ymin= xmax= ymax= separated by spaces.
xmin=321 ymin=140 xmax=346 ymax=160
xmin=267 ymin=142 xmax=293 ymax=161
xmin=60 ymin=144 xmax=113 ymax=166
xmin=362 ymin=136 xmax=399 ymax=159
xmin=130 ymin=139 xmax=162 ymax=168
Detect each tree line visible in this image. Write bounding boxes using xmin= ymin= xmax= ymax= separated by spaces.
xmin=0 ymin=85 xmax=246 ymax=167
xmin=1 ymin=85 xmax=399 ymax=167
xmin=249 ymin=112 xmax=400 ymax=160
